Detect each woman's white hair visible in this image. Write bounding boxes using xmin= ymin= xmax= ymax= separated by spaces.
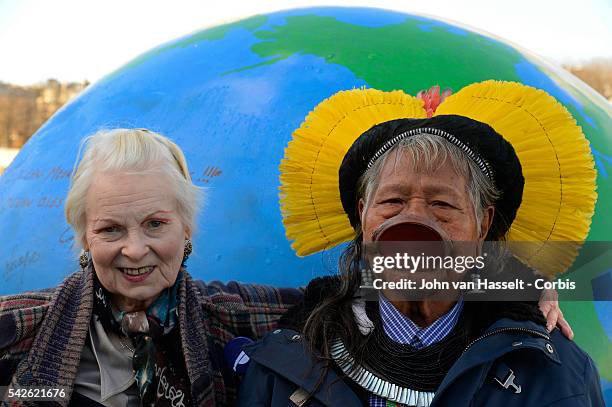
xmin=65 ymin=128 xmax=203 ymax=247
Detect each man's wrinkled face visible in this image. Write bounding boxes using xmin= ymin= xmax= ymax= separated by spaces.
xmin=360 ymin=149 xmax=490 ymax=245
xmin=359 ymin=149 xmax=493 ymax=299
xmin=84 ymin=170 xmax=188 ymax=311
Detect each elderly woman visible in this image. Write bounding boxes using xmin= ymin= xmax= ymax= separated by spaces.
xmin=238 ymin=82 xmax=604 ymax=406
xmin=0 ymin=129 xmax=301 ymax=406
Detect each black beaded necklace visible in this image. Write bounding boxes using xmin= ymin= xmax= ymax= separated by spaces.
xmin=353 ymin=303 xmax=469 ymax=392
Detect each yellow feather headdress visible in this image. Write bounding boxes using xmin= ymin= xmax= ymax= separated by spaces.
xmin=279 ymin=80 xmax=597 ymax=277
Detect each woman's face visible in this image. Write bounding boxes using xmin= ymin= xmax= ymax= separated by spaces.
xmin=84 ymin=170 xmax=188 ymax=312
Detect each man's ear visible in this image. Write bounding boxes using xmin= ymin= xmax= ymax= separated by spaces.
xmin=479 ymin=206 xmax=495 ymax=240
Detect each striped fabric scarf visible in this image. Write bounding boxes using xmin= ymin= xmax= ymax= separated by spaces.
xmin=92 ymin=271 xmax=192 ymax=406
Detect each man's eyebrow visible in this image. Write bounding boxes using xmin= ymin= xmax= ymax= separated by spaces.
xmin=423 ymin=184 xmax=463 ymax=197
xmin=376 ymin=183 xmax=409 ymax=192
xmin=376 ymin=183 xmax=463 ymax=197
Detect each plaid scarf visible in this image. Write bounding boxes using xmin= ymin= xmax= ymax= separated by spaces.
xmin=92 ymin=271 xmax=192 ymax=407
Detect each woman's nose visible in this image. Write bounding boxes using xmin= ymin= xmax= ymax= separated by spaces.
xmin=121 ymin=233 xmax=149 ymax=260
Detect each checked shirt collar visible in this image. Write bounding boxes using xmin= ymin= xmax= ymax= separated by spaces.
xmin=378 ymin=294 xmax=464 ymax=349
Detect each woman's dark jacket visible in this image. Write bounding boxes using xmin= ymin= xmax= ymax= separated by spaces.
xmin=0 ymin=267 xmax=302 ymax=406
xmin=237 ymin=279 xmax=605 ymax=407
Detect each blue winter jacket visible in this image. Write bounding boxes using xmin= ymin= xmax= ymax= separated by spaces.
xmin=237 ymin=318 xmax=605 ymax=406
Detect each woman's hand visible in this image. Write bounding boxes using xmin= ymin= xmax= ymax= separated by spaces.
xmin=539 ymin=289 xmax=573 ymax=339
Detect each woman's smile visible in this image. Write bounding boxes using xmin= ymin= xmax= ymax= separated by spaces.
xmin=118 ymin=265 xmax=156 ymax=282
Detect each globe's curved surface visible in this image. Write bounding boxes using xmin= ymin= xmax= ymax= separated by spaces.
xmin=0 ymin=7 xmax=610 ymax=397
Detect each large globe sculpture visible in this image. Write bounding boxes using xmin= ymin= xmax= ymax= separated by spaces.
xmin=0 ymin=7 xmax=610 ymax=400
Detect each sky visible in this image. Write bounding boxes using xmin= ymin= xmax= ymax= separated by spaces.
xmin=0 ymin=0 xmax=610 ymax=85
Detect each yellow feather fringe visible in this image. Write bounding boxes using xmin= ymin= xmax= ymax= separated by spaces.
xmin=280 ymin=81 xmax=597 ymax=278
xmin=435 ymin=80 xmax=597 ymax=277
xmin=280 ymin=88 xmax=426 ymax=256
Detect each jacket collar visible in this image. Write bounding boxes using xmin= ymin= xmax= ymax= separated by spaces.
xmin=432 ymin=317 xmax=560 ymax=405
xmin=469 ymin=317 xmax=559 ymax=364
xmin=485 ymin=316 xmax=550 ymax=334
xmin=177 ymin=272 xmax=215 ymax=405
xmin=245 ymin=328 xmax=363 ymax=406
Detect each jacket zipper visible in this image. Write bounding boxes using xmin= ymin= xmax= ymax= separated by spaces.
xmin=464 ymin=327 xmax=550 ymax=352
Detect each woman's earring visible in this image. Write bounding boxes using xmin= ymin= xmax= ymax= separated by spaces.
xmin=183 ymin=239 xmax=193 ymax=263
xmin=79 ymin=250 xmax=91 ymax=270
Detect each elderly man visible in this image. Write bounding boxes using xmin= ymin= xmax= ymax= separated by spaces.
xmin=237 ymin=82 xmax=604 ymax=406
